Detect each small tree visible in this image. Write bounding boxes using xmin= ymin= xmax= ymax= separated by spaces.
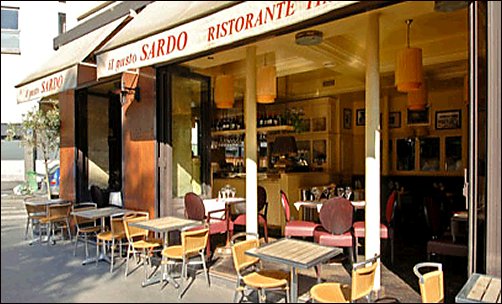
xmin=7 ymin=103 xmax=60 ymax=199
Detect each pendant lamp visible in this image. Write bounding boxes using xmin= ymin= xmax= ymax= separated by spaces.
xmin=257 ymin=53 xmax=276 ymax=104
xmin=395 ymin=19 xmax=423 ymax=92
xmin=407 ymin=82 xmax=427 ymax=110
xmin=214 ymin=74 xmax=234 ymax=109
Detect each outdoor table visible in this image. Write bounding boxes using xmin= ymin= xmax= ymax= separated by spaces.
xmin=203 ymin=197 xmax=245 ymax=253
xmin=128 ymin=216 xmax=203 ymax=288
xmin=245 ymin=237 xmax=342 ymax=303
xmin=456 ymin=273 xmax=501 ymax=303
xmin=70 ymin=206 xmax=132 ymax=265
xmin=25 ymin=198 xmax=67 ymax=245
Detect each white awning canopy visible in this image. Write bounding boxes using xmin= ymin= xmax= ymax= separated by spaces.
xmin=95 ymin=1 xmax=357 ymax=79
xmin=16 ymin=16 xmax=128 ymax=103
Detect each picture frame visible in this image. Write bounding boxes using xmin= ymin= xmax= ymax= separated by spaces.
xmin=389 ymin=112 xmax=401 ymax=128
xmin=343 ymin=108 xmax=352 ymax=129
xmin=435 ymin=109 xmax=461 ymax=130
xmin=356 ymin=109 xmax=365 ymax=126
xmin=407 ymin=108 xmax=429 ymax=126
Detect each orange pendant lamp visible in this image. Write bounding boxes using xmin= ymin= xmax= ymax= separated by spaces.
xmin=257 ymin=65 xmax=277 ymax=104
xmin=407 ymin=82 xmax=427 ymax=110
xmin=395 ymin=19 xmax=423 ymax=92
xmin=214 ymin=74 xmax=234 ymax=109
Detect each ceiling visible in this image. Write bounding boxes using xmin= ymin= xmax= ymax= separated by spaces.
xmin=184 ymin=1 xmax=468 ymax=100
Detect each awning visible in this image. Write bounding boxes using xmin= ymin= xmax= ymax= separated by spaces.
xmin=15 ymin=16 xmax=129 ymax=103
xmin=95 ymin=1 xmax=358 ymax=79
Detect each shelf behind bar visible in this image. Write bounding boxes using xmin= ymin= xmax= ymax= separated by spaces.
xmin=211 ymin=125 xmax=294 ymax=136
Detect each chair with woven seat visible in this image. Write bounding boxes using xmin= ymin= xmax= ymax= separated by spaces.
xmin=160 ymin=224 xmax=210 ymax=298
xmin=233 ymin=186 xmax=269 ymax=242
xmin=184 ymin=192 xmax=233 ymax=257
xmin=40 ymin=201 xmax=73 ymax=245
xmin=314 ymin=197 xmax=356 ymax=266
xmin=123 ymin=211 xmax=162 ymax=279
xmin=353 ymin=190 xmax=398 ymax=264
xmin=280 ymin=190 xmax=320 ymax=238
xmin=310 ymin=254 xmax=380 ymax=303
xmin=96 ymin=213 xmax=126 ymax=273
xmin=73 ymin=202 xmax=100 ymax=258
xmin=23 ymin=197 xmax=47 ymax=242
xmin=413 ymin=262 xmax=444 ymax=303
xmin=231 ymin=232 xmax=290 ymax=303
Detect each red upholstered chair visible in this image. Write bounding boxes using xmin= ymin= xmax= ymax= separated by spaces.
xmin=314 ymin=197 xmax=356 ymax=265
xmin=280 ymin=190 xmax=320 ymax=238
xmin=352 ymin=190 xmax=398 ymax=264
xmin=233 ymin=186 xmax=269 ymax=242
xmin=184 ymin=192 xmax=233 ymax=257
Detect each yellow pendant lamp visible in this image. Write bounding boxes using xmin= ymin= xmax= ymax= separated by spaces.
xmin=407 ymin=82 xmax=427 ymax=110
xmin=257 ymin=65 xmax=277 ymax=104
xmin=395 ymin=19 xmax=423 ymax=92
xmin=214 ymin=74 xmax=234 ymax=109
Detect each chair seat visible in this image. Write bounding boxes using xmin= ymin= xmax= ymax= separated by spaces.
xmin=285 ymin=220 xmax=320 ymax=237
xmin=131 ymin=239 xmax=162 ymax=249
xmin=353 ymin=221 xmax=388 ymax=239
xmin=97 ymin=230 xmax=125 ymax=241
xmin=243 ymin=269 xmax=289 ymax=289
xmin=40 ymin=215 xmax=68 ymax=223
xmin=310 ymin=282 xmax=351 ymax=303
xmin=79 ymin=226 xmax=101 ymax=234
xmin=208 ymin=219 xmax=233 ymax=234
xmin=314 ymin=229 xmax=353 ymax=247
xmin=233 ymin=214 xmax=267 ymax=226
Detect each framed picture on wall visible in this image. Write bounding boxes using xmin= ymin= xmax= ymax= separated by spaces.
xmin=435 ymin=110 xmax=461 ymax=130
xmin=389 ymin=112 xmax=401 ymax=128
xmin=407 ymin=108 xmax=429 ymax=126
xmin=356 ymin=109 xmax=365 ymax=126
xmin=343 ymin=108 xmax=352 ymax=129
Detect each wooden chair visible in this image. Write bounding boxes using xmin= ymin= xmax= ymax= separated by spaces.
xmin=310 ymin=254 xmax=380 ymax=303
xmin=160 ymin=224 xmax=210 ymax=298
xmin=280 ymin=190 xmax=320 ymax=238
xmin=23 ymin=197 xmax=47 ymax=242
xmin=96 ymin=213 xmax=126 ymax=273
xmin=40 ymin=201 xmax=73 ymax=245
xmin=123 ymin=211 xmax=162 ymax=279
xmin=233 ymin=186 xmax=269 ymax=242
xmin=184 ymin=192 xmax=233 ymax=257
xmin=353 ymin=190 xmax=398 ymax=264
xmin=231 ymin=232 xmax=289 ymax=303
xmin=73 ymin=202 xmax=100 ymax=258
xmin=413 ymin=262 xmax=444 ymax=303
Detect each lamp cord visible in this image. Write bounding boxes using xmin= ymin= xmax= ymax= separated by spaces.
xmin=405 ymin=19 xmax=413 ymax=48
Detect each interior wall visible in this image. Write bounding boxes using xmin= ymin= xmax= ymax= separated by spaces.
xmin=123 ymin=67 xmax=156 ymax=217
xmin=87 ymin=95 xmax=109 ymax=189
xmin=59 ymin=89 xmax=76 ymax=201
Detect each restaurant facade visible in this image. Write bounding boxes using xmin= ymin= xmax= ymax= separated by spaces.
xmin=16 ymin=0 xmax=501 ymax=285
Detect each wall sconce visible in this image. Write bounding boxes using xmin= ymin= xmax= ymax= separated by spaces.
xmin=395 ymin=19 xmax=423 ymax=92
xmin=112 ymin=81 xmax=140 ymax=105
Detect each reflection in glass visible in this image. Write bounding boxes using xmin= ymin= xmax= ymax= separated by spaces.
xmin=397 ymin=138 xmax=415 ymax=171
xmin=420 ymin=137 xmax=440 ymax=171
xmin=445 ymin=136 xmax=462 ymax=171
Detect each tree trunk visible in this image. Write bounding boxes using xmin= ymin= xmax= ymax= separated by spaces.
xmin=44 ymin=157 xmax=51 ymax=200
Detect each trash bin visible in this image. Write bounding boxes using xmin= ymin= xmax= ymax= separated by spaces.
xmin=26 ymin=171 xmax=38 ymax=192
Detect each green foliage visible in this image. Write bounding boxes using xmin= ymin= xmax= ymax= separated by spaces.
xmin=284 ymin=107 xmax=308 ymax=133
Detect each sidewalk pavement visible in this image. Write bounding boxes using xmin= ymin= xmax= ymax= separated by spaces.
xmin=1 ymin=181 xmax=421 ymax=303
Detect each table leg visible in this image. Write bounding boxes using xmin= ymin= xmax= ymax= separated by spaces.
xmin=290 ymin=267 xmax=298 ymax=303
xmin=157 ymin=231 xmax=180 ymax=289
xmin=82 ymin=216 xmax=111 ymax=265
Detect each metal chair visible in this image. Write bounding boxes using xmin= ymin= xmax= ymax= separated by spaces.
xmin=413 ymin=262 xmax=444 ymax=303
xmin=310 ymin=254 xmax=380 ymax=303
xmin=230 ymin=232 xmax=289 ymax=303
xmin=160 ymin=224 xmax=210 ymax=298
xmin=40 ymin=201 xmax=73 ymax=245
xmin=73 ymin=202 xmax=100 ymax=258
xmin=96 ymin=213 xmax=126 ymax=273
xmin=233 ymin=186 xmax=269 ymax=242
xmin=23 ymin=197 xmax=47 ymax=242
xmin=280 ymin=190 xmax=320 ymax=238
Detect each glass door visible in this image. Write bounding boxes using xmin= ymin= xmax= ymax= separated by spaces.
xmin=157 ymin=66 xmax=211 ymax=216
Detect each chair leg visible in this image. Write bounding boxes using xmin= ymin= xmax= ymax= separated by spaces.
xmin=25 ymin=218 xmax=30 ymax=240
xmin=110 ymin=239 xmax=115 ymax=273
xmin=206 ymin=235 xmax=212 ymax=257
xmin=124 ymin=244 xmax=131 ymax=278
xmin=74 ymin=231 xmax=79 ymax=256
xmin=84 ymin=234 xmax=89 ymax=258
xmin=201 ymin=252 xmax=210 ymax=286
xmin=263 ymin=223 xmax=269 ymax=243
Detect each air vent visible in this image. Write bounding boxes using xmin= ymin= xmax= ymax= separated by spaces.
xmin=322 ymin=79 xmax=335 ymax=87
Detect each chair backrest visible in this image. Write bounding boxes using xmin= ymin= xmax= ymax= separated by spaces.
xmin=123 ymin=211 xmax=149 ymax=241
xmin=48 ymin=202 xmax=72 ymax=220
xmin=280 ymin=190 xmax=291 ymax=222
xmin=230 ymin=232 xmax=260 ymax=275
xmin=319 ymin=197 xmax=353 ymax=235
xmin=184 ymin=192 xmax=206 ymax=221
xmin=24 ymin=198 xmax=47 ymax=216
xmin=73 ymin=202 xmax=97 ymax=227
xmin=413 ymin=262 xmax=444 ymax=303
xmin=110 ymin=213 xmax=125 ymax=236
xmin=182 ymin=225 xmax=209 ymax=256
xmin=351 ymin=254 xmax=380 ymax=301
xmin=257 ymin=186 xmax=268 ymax=216
xmin=385 ymin=190 xmax=398 ymax=225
